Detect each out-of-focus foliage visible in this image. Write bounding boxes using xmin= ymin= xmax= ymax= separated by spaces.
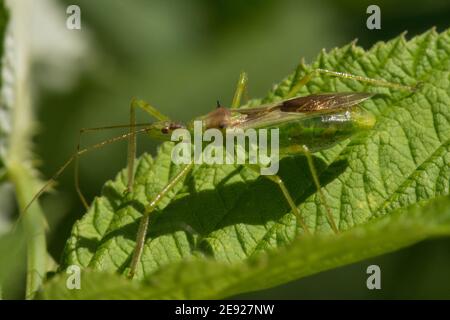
xmin=0 ymin=0 xmax=9 ymax=171
xmin=1 ymin=0 xmax=50 ymax=299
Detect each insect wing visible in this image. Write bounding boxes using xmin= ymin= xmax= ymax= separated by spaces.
xmin=234 ymin=92 xmax=373 ymax=129
xmin=279 ymin=92 xmax=374 ymax=112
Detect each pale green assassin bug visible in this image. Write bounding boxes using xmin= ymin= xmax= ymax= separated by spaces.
xmin=21 ymin=67 xmax=415 ymax=279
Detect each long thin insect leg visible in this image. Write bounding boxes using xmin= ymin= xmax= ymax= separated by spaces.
xmin=73 ymin=98 xmax=169 ymax=208
xmin=128 ymin=162 xmax=195 ymax=279
xmin=127 ymin=100 xmax=137 ymax=193
xmin=301 ymin=145 xmax=339 ymax=234
xmin=16 ymin=128 xmax=152 ymax=228
xmin=231 ymin=72 xmax=249 ymax=109
xmin=73 ymin=123 xmax=154 ymax=210
xmin=75 ymin=131 xmax=89 ymax=210
xmin=131 ymin=98 xmax=170 ymax=121
xmin=246 ymin=164 xmax=310 ymax=236
xmin=126 ymin=99 xmax=171 ymax=194
xmin=287 ymin=67 xmax=416 ymax=98
xmin=266 ymin=174 xmax=311 ymax=236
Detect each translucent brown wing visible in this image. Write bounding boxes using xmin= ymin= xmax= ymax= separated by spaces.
xmin=233 ymin=92 xmax=374 ymax=130
xmin=279 ymin=92 xmax=374 ymax=112
xmin=237 ymin=92 xmax=373 ymax=117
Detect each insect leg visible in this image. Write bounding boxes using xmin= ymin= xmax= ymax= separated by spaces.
xmin=17 ymin=128 xmax=152 ymax=229
xmin=130 ymin=98 xmax=170 ymax=121
xmin=246 ymin=164 xmax=310 ymax=236
xmin=126 ymin=99 xmax=171 ymax=193
xmin=128 ymin=162 xmax=195 ymax=279
xmin=231 ymin=72 xmax=249 ymax=109
xmin=74 ymin=123 xmax=153 ymax=210
xmin=72 ymin=99 xmax=169 ymax=209
xmin=287 ymin=68 xmax=416 ymax=98
xmin=301 ymin=145 xmax=339 ymax=234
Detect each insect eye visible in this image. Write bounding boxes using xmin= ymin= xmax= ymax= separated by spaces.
xmin=161 ymin=127 xmax=169 ymax=134
xmin=218 ymin=122 xmax=227 ymax=129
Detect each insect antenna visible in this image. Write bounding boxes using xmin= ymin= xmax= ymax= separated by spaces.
xmin=14 ymin=126 xmax=153 ymax=230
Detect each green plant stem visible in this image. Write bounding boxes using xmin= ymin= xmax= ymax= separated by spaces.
xmin=8 ymin=162 xmax=46 ymax=299
xmin=2 ymin=0 xmax=49 ymax=299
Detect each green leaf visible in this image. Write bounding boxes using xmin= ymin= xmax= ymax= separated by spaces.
xmin=39 ymin=195 xmax=450 ymax=299
xmin=0 ymin=227 xmax=26 ymax=299
xmin=55 ymin=28 xmax=449 ymax=298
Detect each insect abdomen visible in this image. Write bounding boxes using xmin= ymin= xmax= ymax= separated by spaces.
xmin=275 ymin=109 xmax=375 ymax=154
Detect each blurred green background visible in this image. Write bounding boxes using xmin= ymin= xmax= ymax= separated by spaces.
xmin=28 ymin=0 xmax=450 ymax=299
